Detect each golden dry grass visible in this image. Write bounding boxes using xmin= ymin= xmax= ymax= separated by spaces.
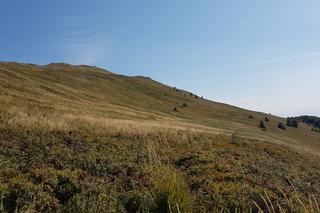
xmin=1 ymin=62 xmax=320 ymax=155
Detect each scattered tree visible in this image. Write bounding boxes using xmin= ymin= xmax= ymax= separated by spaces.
xmin=248 ymin=115 xmax=254 ymax=119
xmin=173 ymin=107 xmax=178 ymax=112
xmin=259 ymin=120 xmax=266 ymax=129
xmin=182 ymin=103 xmax=188 ymax=107
xmin=265 ymin=117 xmax=270 ymax=122
xmin=294 ymin=116 xmax=320 ymax=128
xmin=287 ymin=117 xmax=299 ymax=128
xmin=278 ymin=122 xmax=286 ymax=130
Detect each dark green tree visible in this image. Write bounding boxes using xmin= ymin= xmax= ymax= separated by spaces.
xmin=259 ymin=120 xmax=266 ymax=129
xmin=278 ymin=122 xmax=286 ymax=130
xmin=287 ymin=117 xmax=299 ymax=128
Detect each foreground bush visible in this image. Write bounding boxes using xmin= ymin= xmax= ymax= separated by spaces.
xmin=0 ymin=124 xmax=319 ymax=212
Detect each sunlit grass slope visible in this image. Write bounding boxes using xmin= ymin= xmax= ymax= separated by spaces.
xmin=0 ymin=62 xmax=319 ymax=154
xmin=0 ymin=62 xmax=320 ymax=212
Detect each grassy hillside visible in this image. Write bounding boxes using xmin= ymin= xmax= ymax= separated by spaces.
xmin=1 ymin=62 xmax=319 ymax=154
xmin=0 ymin=62 xmax=320 ymax=212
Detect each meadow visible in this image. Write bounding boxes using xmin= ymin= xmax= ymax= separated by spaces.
xmin=0 ymin=62 xmax=320 ymax=212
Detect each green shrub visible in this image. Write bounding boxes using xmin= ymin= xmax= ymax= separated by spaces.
xmin=173 ymin=87 xmax=180 ymax=92
xmin=65 ymin=186 xmax=124 ymax=213
xmin=259 ymin=120 xmax=266 ymax=129
xmin=287 ymin=117 xmax=299 ymax=128
xmin=1 ymin=177 xmax=57 ymax=212
xmin=53 ymin=176 xmax=80 ymax=205
xmin=0 ymin=185 xmax=6 ymax=212
xmin=278 ymin=122 xmax=286 ymax=130
xmin=125 ymin=193 xmax=143 ymax=213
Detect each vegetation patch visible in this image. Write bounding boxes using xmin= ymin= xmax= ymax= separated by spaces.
xmin=287 ymin=117 xmax=299 ymax=128
xmin=0 ymin=125 xmax=319 ymax=212
xmin=278 ymin=122 xmax=286 ymax=130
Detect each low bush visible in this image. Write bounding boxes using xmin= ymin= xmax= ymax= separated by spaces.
xmin=287 ymin=117 xmax=299 ymax=128
xmin=1 ymin=119 xmax=320 ymax=212
xmin=278 ymin=122 xmax=286 ymax=130
xmin=259 ymin=120 xmax=266 ymax=129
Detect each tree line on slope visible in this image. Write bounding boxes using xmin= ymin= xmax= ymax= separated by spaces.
xmin=249 ymin=115 xmax=301 ymax=131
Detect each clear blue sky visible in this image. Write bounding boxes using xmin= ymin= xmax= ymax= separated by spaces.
xmin=1 ymin=0 xmax=320 ymax=117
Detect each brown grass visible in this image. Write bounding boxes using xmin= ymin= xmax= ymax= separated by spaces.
xmin=1 ymin=62 xmax=320 ymax=155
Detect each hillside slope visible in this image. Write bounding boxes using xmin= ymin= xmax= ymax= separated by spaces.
xmin=1 ymin=62 xmax=320 ymax=212
xmin=0 ymin=62 xmax=319 ymax=154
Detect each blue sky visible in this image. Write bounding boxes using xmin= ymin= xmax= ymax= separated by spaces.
xmin=1 ymin=0 xmax=320 ymax=116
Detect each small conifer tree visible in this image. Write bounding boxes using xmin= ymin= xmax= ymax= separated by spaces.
xmin=278 ymin=122 xmax=286 ymax=130
xmin=259 ymin=120 xmax=266 ymax=129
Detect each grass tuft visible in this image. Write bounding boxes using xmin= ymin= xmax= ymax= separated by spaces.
xmin=151 ymin=166 xmax=192 ymax=213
